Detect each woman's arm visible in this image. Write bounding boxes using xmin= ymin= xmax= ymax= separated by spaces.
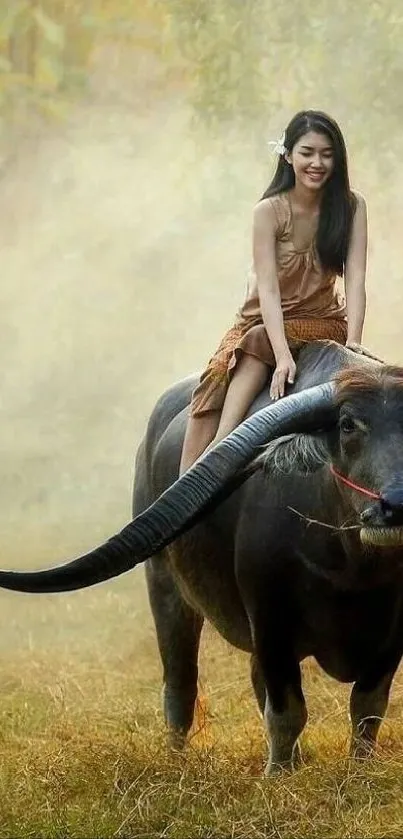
xmin=253 ymin=200 xmax=288 ymax=358
xmin=344 ymin=192 xmax=368 ymax=346
xmin=253 ymin=199 xmax=296 ymax=398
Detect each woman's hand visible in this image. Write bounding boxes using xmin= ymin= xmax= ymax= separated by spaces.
xmin=270 ymin=351 xmax=297 ymax=400
xmin=345 ymin=341 xmax=383 ymax=362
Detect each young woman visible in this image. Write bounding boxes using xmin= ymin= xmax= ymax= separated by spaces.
xmin=179 ymin=109 xmax=368 ymax=474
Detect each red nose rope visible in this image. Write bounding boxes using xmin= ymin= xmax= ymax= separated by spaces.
xmin=329 ymin=465 xmax=381 ymax=500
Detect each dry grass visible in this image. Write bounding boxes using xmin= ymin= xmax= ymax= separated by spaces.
xmin=1 ymin=571 xmax=403 ymax=838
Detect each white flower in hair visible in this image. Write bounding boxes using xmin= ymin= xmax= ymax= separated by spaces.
xmin=267 ymin=131 xmax=286 ymax=156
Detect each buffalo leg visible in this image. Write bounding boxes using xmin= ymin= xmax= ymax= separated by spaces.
xmin=253 ymin=625 xmax=307 ymax=773
xmin=349 ymin=668 xmax=396 ymax=758
xmin=262 ymin=680 xmax=307 ymax=774
xmin=250 ymin=653 xmax=303 ymax=768
xmin=146 ymin=558 xmax=204 ymax=748
xmin=250 ymin=654 xmax=266 ymax=716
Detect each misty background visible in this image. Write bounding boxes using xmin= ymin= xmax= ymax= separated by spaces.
xmin=0 ymin=1 xmax=402 ymax=650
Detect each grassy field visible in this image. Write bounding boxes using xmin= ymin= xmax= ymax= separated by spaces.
xmin=1 ymin=566 xmax=403 ymax=838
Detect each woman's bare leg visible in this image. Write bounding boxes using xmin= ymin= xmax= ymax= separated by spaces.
xmin=180 ymin=355 xmax=269 ymax=474
xmin=179 ymin=412 xmax=219 ymax=474
xmin=213 ymin=355 xmax=269 ymax=442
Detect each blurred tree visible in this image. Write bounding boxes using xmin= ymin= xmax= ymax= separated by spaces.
xmin=162 ymin=0 xmax=403 ymax=158
xmin=0 ymin=0 xmax=402 ymax=161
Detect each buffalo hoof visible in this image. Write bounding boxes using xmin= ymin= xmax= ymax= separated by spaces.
xmin=167 ymin=728 xmax=187 ymax=751
xmin=292 ymin=741 xmax=303 ymax=767
xmin=349 ymin=739 xmax=376 ymax=761
xmin=264 ymin=759 xmax=293 ymax=776
xmin=264 ymin=742 xmax=302 ymax=776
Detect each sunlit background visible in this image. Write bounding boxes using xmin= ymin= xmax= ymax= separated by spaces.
xmin=1 ymin=0 xmax=402 ymax=565
xmin=1 ymin=3 xmax=403 ymax=834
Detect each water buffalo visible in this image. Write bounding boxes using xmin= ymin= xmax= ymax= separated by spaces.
xmin=0 ymin=339 xmax=403 ymax=775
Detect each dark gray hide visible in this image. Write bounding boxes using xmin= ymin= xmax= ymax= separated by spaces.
xmin=1 ymin=339 xmax=403 ymax=774
xmin=135 ymin=340 xmax=403 ymax=771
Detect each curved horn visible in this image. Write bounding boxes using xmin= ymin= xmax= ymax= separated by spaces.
xmin=0 ymin=381 xmax=335 ymax=594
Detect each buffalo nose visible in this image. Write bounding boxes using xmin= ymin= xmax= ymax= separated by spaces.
xmin=379 ymin=486 xmax=403 ymax=525
xmin=360 ymin=506 xmax=375 ymax=524
xmin=360 ymin=486 xmax=403 ymax=527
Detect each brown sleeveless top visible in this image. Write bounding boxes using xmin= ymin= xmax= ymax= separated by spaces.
xmin=239 ymin=192 xmax=346 ymax=321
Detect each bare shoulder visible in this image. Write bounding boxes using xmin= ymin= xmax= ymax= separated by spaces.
xmin=253 ymin=197 xmax=279 ymax=234
xmin=352 ymin=190 xmax=367 ymax=212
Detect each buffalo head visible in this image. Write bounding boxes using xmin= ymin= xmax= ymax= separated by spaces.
xmin=259 ymin=365 xmax=403 ymax=548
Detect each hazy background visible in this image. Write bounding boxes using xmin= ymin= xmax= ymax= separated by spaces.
xmin=0 ymin=0 xmax=402 ymax=651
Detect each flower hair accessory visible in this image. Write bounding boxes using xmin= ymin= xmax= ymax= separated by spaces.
xmin=267 ymin=131 xmax=286 ymax=156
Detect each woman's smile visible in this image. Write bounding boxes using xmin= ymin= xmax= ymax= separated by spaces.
xmin=305 ymin=170 xmax=327 ymax=185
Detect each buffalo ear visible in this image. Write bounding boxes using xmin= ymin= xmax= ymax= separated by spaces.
xmin=250 ymin=432 xmax=330 ymax=478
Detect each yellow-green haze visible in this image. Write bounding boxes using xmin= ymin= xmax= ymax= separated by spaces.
xmin=0 ymin=2 xmax=403 ymax=836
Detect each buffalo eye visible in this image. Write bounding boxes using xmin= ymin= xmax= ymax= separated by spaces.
xmin=340 ymin=415 xmax=359 ymax=434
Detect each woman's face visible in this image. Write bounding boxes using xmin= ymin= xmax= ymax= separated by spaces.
xmin=286 ymin=130 xmax=335 ymax=192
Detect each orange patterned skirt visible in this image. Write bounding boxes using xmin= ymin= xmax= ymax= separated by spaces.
xmin=190 ymin=314 xmax=347 ymax=417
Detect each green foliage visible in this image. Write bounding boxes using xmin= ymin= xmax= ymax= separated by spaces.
xmin=1 ymin=3 xmax=67 ymax=127
xmin=0 ymin=0 xmax=402 ymax=153
xmin=0 ymin=0 xmax=167 ymax=135
xmin=161 ymin=0 xmax=268 ymax=125
xmin=162 ymin=0 xmax=403 ymax=151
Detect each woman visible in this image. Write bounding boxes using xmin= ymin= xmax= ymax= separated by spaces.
xmin=180 ymin=109 xmax=368 ymax=474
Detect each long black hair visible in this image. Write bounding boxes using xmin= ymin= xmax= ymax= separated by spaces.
xmin=262 ymin=110 xmax=356 ymax=276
